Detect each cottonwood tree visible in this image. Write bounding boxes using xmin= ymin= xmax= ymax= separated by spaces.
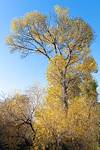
xmin=6 ymin=5 xmax=99 ymax=150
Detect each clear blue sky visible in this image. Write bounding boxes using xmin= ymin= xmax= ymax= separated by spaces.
xmin=0 ymin=0 xmax=100 ymax=95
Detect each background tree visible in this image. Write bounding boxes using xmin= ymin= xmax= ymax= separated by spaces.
xmin=0 ymin=86 xmax=45 ymax=150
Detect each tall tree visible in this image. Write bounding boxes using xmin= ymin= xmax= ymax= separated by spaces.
xmin=6 ymin=6 xmax=99 ymax=149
